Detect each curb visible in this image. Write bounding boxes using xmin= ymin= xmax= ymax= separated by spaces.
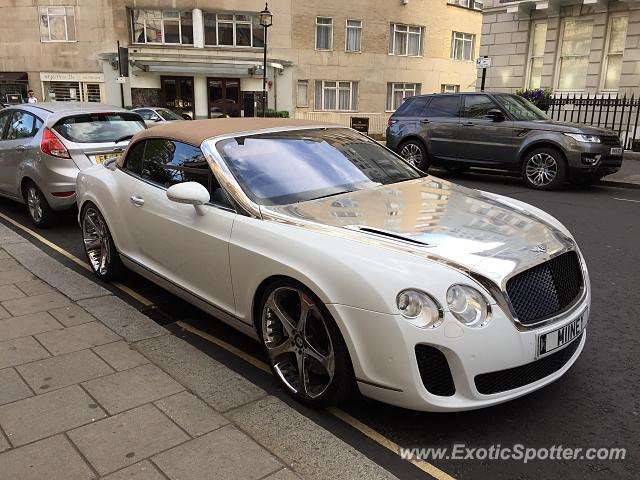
xmin=598 ymin=179 xmax=640 ymax=190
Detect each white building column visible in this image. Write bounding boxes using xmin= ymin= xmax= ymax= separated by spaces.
xmin=192 ymin=9 xmax=204 ymax=49
xmin=194 ymin=76 xmax=208 ymax=119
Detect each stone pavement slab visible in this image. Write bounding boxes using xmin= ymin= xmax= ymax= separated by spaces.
xmin=82 ymin=363 xmax=184 ymax=414
xmin=102 ymin=461 xmax=166 ymax=480
xmin=17 ymin=348 xmax=113 ymax=393
xmin=15 ymin=279 xmax=54 ymax=296
xmin=0 ymin=385 xmax=106 ymax=447
xmin=0 ymin=434 xmax=94 ymax=480
xmin=135 ymin=333 xmax=265 ymax=412
xmin=0 ymin=368 xmax=32 ymax=406
xmin=2 ymin=291 xmax=70 ymax=317
xmin=92 ymin=340 xmax=149 ymax=371
xmin=49 ymin=304 xmax=97 ymax=327
xmin=0 ymin=267 xmax=34 ymax=286
xmin=153 ymin=424 xmax=282 ymax=480
xmin=0 ymin=258 xmax=22 ymax=272
xmin=0 ymin=311 xmax=62 ymax=341
xmin=35 ymin=321 xmax=121 ymax=356
xmin=69 ymin=403 xmax=189 ymax=476
xmin=0 ymin=430 xmax=8 ymax=453
xmin=0 ymin=284 xmax=25 ymax=301
xmin=266 ymin=469 xmax=304 ymax=480
xmin=155 ymin=391 xmax=229 ymax=437
xmin=0 ymin=335 xmax=50 ymax=369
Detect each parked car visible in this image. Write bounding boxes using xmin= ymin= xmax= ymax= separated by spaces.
xmin=132 ymin=107 xmax=186 ymax=127
xmin=77 ymin=118 xmax=590 ymax=411
xmin=0 ymin=102 xmax=146 ymax=227
xmin=387 ymin=92 xmax=624 ymax=190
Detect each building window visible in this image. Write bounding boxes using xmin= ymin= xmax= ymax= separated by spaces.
xmin=346 ymin=20 xmax=362 ymax=52
xmin=602 ymin=15 xmax=628 ymax=91
xmin=447 ymin=0 xmax=483 ymax=10
xmin=316 ymin=17 xmax=333 ymax=50
xmin=297 ymin=80 xmax=309 ymax=107
xmin=441 ymin=84 xmax=460 ymax=93
xmin=39 ymin=6 xmax=76 ymax=42
xmin=45 ymin=82 xmax=102 ymax=102
xmin=389 ymin=24 xmax=423 ymax=56
xmin=451 ymin=32 xmax=475 ymax=61
xmin=131 ymin=10 xmax=193 ymax=45
xmin=202 ymin=13 xmax=263 ymax=48
xmin=556 ymin=19 xmax=593 ymax=91
xmin=527 ymin=22 xmax=547 ymax=89
xmin=387 ymin=83 xmax=420 ymax=111
xmin=314 ymin=81 xmax=358 ymax=111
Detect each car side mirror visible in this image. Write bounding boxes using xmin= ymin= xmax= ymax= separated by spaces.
xmin=181 ymin=113 xmax=192 ymax=120
xmin=485 ymin=109 xmax=505 ymax=122
xmin=166 ymin=182 xmax=210 ymax=216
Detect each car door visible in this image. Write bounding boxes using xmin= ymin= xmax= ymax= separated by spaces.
xmin=0 ymin=110 xmax=42 ymax=195
xmin=116 ymin=137 xmax=237 ymax=314
xmin=417 ymin=95 xmax=462 ymax=161
xmin=457 ymin=94 xmax=520 ymax=166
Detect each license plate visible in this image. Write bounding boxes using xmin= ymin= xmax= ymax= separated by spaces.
xmin=537 ymin=311 xmax=586 ymax=358
xmin=610 ymin=147 xmax=623 ymax=156
xmin=94 ymin=153 xmax=121 ymax=164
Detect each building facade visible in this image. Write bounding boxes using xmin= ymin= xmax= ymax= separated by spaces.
xmin=0 ymin=0 xmax=482 ymax=133
xmin=478 ymin=0 xmax=640 ymax=95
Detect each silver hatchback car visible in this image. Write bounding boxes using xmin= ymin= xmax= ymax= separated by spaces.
xmin=0 ymin=103 xmax=146 ymax=227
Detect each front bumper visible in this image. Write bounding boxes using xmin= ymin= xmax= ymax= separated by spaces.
xmin=564 ymin=143 xmax=624 ymax=179
xmin=328 ymin=292 xmax=589 ymax=412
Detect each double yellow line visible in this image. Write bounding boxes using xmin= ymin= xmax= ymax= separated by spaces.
xmin=0 ymin=210 xmax=455 ymax=480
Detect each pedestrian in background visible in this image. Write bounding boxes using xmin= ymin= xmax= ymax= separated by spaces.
xmin=27 ymin=90 xmax=38 ymax=103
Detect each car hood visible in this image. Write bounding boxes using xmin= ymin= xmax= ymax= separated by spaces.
xmin=518 ymin=119 xmax=616 ymax=136
xmin=262 ymin=177 xmax=574 ymax=287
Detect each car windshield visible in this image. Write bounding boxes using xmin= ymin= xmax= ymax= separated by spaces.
xmin=216 ymin=128 xmax=422 ymax=205
xmin=493 ymin=94 xmax=548 ymax=121
xmin=53 ymin=112 xmax=146 ymax=143
xmin=157 ymin=109 xmax=183 ymax=121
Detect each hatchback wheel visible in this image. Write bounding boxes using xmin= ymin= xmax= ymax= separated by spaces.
xmin=81 ymin=204 xmax=123 ymax=281
xmin=399 ymin=140 xmax=429 ymax=171
xmin=24 ymin=181 xmax=55 ymax=228
xmin=522 ymin=148 xmax=566 ymax=190
xmin=259 ymin=281 xmax=355 ymax=407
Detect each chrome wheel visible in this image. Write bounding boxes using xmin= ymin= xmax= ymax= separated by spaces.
xmin=262 ymin=287 xmax=335 ymax=399
xmin=82 ymin=207 xmax=111 ymax=276
xmin=400 ymin=143 xmax=423 ymax=168
xmin=26 ymin=186 xmax=43 ymax=223
xmin=525 ymin=153 xmax=558 ymax=187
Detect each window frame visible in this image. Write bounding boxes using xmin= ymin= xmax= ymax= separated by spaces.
xmin=447 ymin=0 xmax=483 ymax=10
xmin=554 ymin=18 xmax=594 ymax=92
xmin=39 ymin=6 xmax=76 ymax=43
xmin=315 ymin=16 xmax=334 ymax=51
xmin=345 ymin=19 xmax=362 ymax=53
xmin=600 ymin=13 xmax=629 ymax=92
xmin=441 ymin=84 xmax=460 ymax=93
xmin=389 ymin=23 xmax=424 ymax=57
xmin=314 ymin=81 xmax=358 ymax=112
xmin=5 ymin=111 xmax=41 ymax=140
xmin=297 ymin=80 xmax=309 ymax=107
xmin=386 ymin=83 xmax=421 ymax=112
xmin=525 ymin=20 xmax=548 ymax=89
xmin=451 ymin=31 xmax=475 ymax=61
xmin=131 ymin=9 xmax=194 ymax=46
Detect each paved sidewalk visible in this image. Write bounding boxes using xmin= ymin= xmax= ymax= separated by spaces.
xmin=0 ymin=223 xmax=397 ymax=480
xmin=600 ymin=151 xmax=640 ymax=189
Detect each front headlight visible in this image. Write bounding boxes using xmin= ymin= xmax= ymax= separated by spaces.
xmin=446 ymin=285 xmax=491 ymax=327
xmin=564 ymin=133 xmax=601 ymax=143
xmin=396 ymin=289 xmax=443 ymax=329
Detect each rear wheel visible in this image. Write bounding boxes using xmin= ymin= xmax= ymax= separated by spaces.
xmin=24 ymin=181 xmax=56 ymax=228
xmin=258 ymin=280 xmax=356 ymax=407
xmin=81 ymin=203 xmax=124 ymax=281
xmin=399 ymin=139 xmax=429 ymax=171
xmin=522 ymin=148 xmax=567 ymax=190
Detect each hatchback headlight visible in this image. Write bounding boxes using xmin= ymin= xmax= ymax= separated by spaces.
xmin=396 ymin=289 xmax=443 ymax=329
xmin=446 ymin=285 xmax=491 ymax=327
xmin=564 ymin=133 xmax=601 ymax=143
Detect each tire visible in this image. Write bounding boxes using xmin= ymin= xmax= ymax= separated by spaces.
xmin=80 ymin=203 xmax=124 ymax=281
xmin=398 ymin=139 xmax=429 ymax=171
xmin=23 ymin=180 xmax=56 ymax=228
xmin=257 ymin=279 xmax=356 ymax=407
xmin=521 ymin=147 xmax=567 ymax=190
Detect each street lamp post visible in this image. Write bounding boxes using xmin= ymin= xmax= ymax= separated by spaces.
xmin=259 ymin=3 xmax=272 ymax=116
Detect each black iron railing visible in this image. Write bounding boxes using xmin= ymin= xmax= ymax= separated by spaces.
xmin=547 ymin=93 xmax=640 ymax=150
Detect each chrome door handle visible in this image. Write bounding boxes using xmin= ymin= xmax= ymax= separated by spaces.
xmin=130 ymin=195 xmax=145 ymax=206
xmin=15 ymin=145 xmax=27 ymax=151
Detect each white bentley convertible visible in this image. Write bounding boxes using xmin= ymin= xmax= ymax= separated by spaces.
xmin=77 ymin=119 xmax=590 ymax=411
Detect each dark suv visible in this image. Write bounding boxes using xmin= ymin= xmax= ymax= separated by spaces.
xmin=386 ymin=92 xmax=624 ymax=190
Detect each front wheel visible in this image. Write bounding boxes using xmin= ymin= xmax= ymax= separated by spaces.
xmin=522 ymin=148 xmax=567 ymax=190
xmin=399 ymin=140 xmax=429 ymax=171
xmin=258 ymin=280 xmax=356 ymax=407
xmin=81 ymin=204 xmax=124 ymax=281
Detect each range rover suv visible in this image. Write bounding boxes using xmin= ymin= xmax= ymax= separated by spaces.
xmin=386 ymin=92 xmax=624 ymax=190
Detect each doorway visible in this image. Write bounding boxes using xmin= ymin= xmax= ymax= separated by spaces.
xmin=160 ymin=76 xmax=194 ymax=119
xmin=207 ymin=78 xmax=241 ymax=118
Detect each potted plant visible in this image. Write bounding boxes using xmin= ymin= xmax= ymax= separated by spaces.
xmin=516 ymin=88 xmax=553 ymax=112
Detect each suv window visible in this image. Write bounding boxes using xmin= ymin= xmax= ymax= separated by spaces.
xmin=0 ymin=110 xmax=12 ymax=139
xmin=395 ymin=97 xmax=428 ymax=117
xmin=6 ymin=111 xmax=39 ymax=139
xmin=462 ymin=95 xmax=501 ymax=118
xmin=424 ymin=96 xmax=460 ymax=118
xmin=141 ymin=139 xmax=231 ymax=208
xmin=123 ymin=141 xmax=145 ymax=175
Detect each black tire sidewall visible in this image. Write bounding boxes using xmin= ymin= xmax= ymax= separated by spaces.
xmin=80 ymin=203 xmax=123 ymax=281
xmin=24 ymin=181 xmax=55 ymax=228
xmin=522 ymin=148 xmax=567 ymax=190
xmin=399 ymin=139 xmax=430 ymax=172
